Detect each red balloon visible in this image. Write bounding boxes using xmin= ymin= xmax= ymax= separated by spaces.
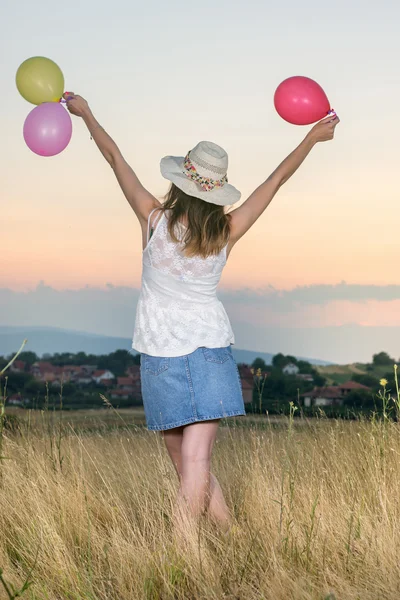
xmin=274 ymin=76 xmax=331 ymax=125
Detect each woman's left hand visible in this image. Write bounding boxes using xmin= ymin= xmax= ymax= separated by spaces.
xmin=63 ymin=93 xmax=90 ymax=118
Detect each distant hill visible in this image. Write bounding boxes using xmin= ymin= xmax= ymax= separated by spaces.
xmin=0 ymin=325 xmax=332 ymax=366
xmin=231 ymin=347 xmax=331 ymax=366
xmin=316 ymin=361 xmax=396 ymax=385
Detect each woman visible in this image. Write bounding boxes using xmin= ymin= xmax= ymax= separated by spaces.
xmin=64 ymin=93 xmax=339 ymax=531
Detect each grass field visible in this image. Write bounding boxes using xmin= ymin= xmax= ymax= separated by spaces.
xmin=1 ymin=402 xmax=400 ymax=599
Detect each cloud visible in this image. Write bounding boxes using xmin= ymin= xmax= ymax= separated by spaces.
xmin=218 ymin=282 xmax=400 ymax=310
xmin=1 ymin=281 xmax=399 ymax=363
xmin=1 ymin=281 xmax=400 ymax=335
xmin=231 ymin=320 xmax=400 ymax=364
xmin=0 ymin=281 xmax=141 ymax=338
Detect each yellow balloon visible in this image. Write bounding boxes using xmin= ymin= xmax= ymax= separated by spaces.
xmin=16 ymin=57 xmax=64 ymax=105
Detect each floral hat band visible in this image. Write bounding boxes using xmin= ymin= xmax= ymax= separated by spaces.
xmin=160 ymin=141 xmax=241 ymax=206
xmin=183 ymin=152 xmax=228 ymax=192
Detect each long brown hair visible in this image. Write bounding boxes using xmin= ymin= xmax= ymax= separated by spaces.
xmin=160 ymin=183 xmax=232 ymax=259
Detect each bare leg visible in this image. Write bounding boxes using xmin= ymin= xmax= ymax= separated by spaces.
xmin=162 ymin=422 xmax=231 ymax=530
xmin=161 ymin=425 xmax=184 ymax=478
xmin=180 ymin=419 xmax=232 ymax=530
xmin=208 ymin=473 xmax=232 ymax=530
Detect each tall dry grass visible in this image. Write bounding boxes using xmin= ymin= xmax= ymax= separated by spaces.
xmin=1 ymin=353 xmax=400 ymax=599
xmin=1 ymin=404 xmax=400 ymax=599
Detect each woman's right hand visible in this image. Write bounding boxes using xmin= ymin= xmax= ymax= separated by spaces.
xmin=63 ymin=93 xmax=90 ymax=118
xmin=308 ymin=114 xmax=340 ymax=143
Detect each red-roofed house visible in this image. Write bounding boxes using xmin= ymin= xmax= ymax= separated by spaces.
xmin=92 ymin=370 xmax=115 ymax=384
xmin=241 ymin=379 xmax=253 ymax=404
xmin=340 ymin=381 xmax=372 ymax=393
xmin=10 ymin=360 xmax=26 ymax=373
xmin=301 ymin=381 xmax=372 ymax=407
xmin=237 ymin=365 xmax=255 ymax=404
xmin=30 ymin=361 xmax=54 ymax=378
xmin=117 ymin=377 xmax=135 ymax=392
xmin=61 ymin=366 xmax=82 ymax=382
xmin=80 ymin=365 xmax=97 ymax=376
xmin=7 ymin=393 xmax=28 ymax=406
xmin=76 ymin=373 xmax=93 ymax=385
xmin=296 ymin=373 xmax=314 ymax=382
xmin=92 ymin=369 xmax=115 ymax=384
xmin=110 ymin=389 xmax=131 ymax=400
xmin=30 ymin=362 xmax=65 ymax=382
xmin=108 ymin=370 xmax=143 ymax=403
xmin=126 ymin=365 xmax=140 ymax=380
xmin=238 ymin=364 xmax=253 ymax=380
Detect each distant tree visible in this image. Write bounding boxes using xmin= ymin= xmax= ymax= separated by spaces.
xmin=5 ymin=350 xmax=39 ymax=366
xmin=272 ymin=353 xmax=287 ymax=369
xmin=51 ymin=351 xmax=101 ymax=366
xmin=313 ymin=374 xmax=326 ymax=387
xmin=286 ymin=355 xmax=298 ymax=365
xmin=16 ymin=351 xmax=39 ymax=366
xmin=97 ymin=349 xmax=136 ymax=377
xmin=2 ymin=372 xmax=32 ymax=394
xmin=52 ymin=352 xmax=76 ymax=366
xmin=262 ymin=370 xmax=313 ymax=401
xmin=74 ymin=352 xmax=91 ymax=364
xmin=131 ymin=353 xmax=141 ymax=366
xmin=251 ymin=357 xmax=267 ymax=371
xmin=264 ymin=371 xmax=286 ymax=398
xmin=297 ymin=360 xmax=313 ymax=374
xmin=372 ymin=352 xmax=394 ymax=366
xmin=23 ymin=379 xmax=46 ymax=395
xmin=351 ymin=373 xmax=379 ymax=388
xmin=272 ymin=353 xmax=299 ymax=370
xmin=58 ymin=382 xmax=76 ymax=397
xmin=342 ymin=390 xmax=375 ymax=410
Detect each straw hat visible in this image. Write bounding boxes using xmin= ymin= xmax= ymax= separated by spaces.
xmin=160 ymin=141 xmax=241 ymax=206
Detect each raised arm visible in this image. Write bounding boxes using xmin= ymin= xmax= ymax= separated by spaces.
xmin=63 ymin=93 xmax=159 ymax=225
xmin=229 ymin=115 xmax=340 ymax=244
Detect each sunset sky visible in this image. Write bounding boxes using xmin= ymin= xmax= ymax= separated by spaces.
xmin=2 ymin=0 xmax=399 ymax=363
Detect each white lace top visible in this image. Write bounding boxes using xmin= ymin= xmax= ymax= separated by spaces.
xmin=132 ymin=208 xmax=235 ymax=357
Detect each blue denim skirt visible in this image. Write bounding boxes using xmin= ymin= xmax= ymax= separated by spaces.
xmin=140 ymin=345 xmax=246 ymax=431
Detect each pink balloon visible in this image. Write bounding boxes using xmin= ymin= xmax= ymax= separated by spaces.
xmin=23 ymin=102 xmax=72 ymax=156
xmin=274 ymin=76 xmax=331 ymax=125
